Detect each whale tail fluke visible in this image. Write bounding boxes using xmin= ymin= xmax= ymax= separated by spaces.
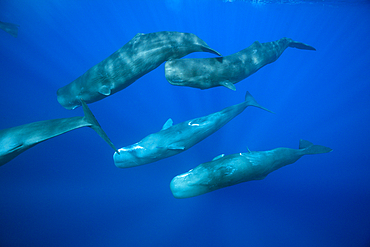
xmin=200 ymin=45 xmax=222 ymax=56
xmin=80 ymin=99 xmax=119 ymax=153
xmin=244 ymin=91 xmax=275 ymax=114
xmin=299 ymin=139 xmax=332 ymax=155
xmin=289 ymin=40 xmax=316 ymax=51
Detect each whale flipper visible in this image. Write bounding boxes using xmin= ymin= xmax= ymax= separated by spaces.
xmin=220 ymin=81 xmax=236 ymax=91
xmin=167 ymin=144 xmax=185 ymax=150
xmin=289 ymin=41 xmax=316 ymax=51
xmin=80 ymin=99 xmax=118 ymax=153
xmin=299 ymin=139 xmax=332 ymax=155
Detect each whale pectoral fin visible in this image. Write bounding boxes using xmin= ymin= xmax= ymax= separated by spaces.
xmin=212 ymin=154 xmax=225 ymax=161
xmin=98 ymin=85 xmax=111 ymax=96
xmin=289 ymin=41 xmax=316 ymax=51
xmin=220 ymin=81 xmax=236 ymax=91
xmin=162 ymin=118 xmax=173 ymax=130
xmin=167 ymin=144 xmax=185 ymax=150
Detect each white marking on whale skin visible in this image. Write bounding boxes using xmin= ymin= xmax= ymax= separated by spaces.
xmin=119 ymin=144 xmax=144 ymax=152
xmin=188 ymin=121 xmax=200 ymax=126
xmin=178 ymin=173 xmax=190 ymax=179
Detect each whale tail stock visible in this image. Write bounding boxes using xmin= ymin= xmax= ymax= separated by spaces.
xmin=244 ymin=91 xmax=275 ymax=114
xmin=299 ymin=139 xmax=332 ymax=155
xmin=288 ymin=39 xmax=316 ymax=51
xmin=80 ymin=99 xmax=119 ymax=153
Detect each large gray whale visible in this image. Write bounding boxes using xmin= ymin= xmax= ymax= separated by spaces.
xmin=170 ymin=139 xmax=332 ymax=199
xmin=57 ymin=31 xmax=221 ymax=110
xmin=113 ymin=91 xmax=273 ymax=168
xmin=0 ymin=21 xmax=19 ymax=38
xmin=0 ymin=100 xmax=117 ymax=166
xmin=165 ymin=37 xmax=316 ymax=91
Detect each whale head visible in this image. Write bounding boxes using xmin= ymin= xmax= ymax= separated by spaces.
xmin=113 ymin=144 xmax=150 ymax=168
xmin=57 ymin=82 xmax=83 ymax=110
xmin=57 ymin=74 xmax=110 ymax=110
xmin=164 ymin=59 xmax=217 ymax=90
xmin=170 ymin=169 xmax=212 ymax=199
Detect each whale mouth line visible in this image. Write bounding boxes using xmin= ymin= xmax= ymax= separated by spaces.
xmin=170 ymin=79 xmax=184 ymax=83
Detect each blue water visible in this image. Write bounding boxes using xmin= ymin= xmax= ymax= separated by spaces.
xmin=1 ymin=1 xmax=369 ymax=246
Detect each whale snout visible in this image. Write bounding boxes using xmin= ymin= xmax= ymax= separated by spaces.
xmin=164 ymin=61 xmax=183 ymax=85
xmin=170 ymin=171 xmax=209 ymax=199
xmin=113 ymin=149 xmax=141 ymax=168
xmin=57 ymin=85 xmax=81 ymax=110
xmin=170 ymin=175 xmax=191 ymax=199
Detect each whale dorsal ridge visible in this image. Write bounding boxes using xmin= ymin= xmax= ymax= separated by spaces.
xmin=162 ymin=118 xmax=173 ymax=130
xmin=212 ymin=154 xmax=225 ymax=161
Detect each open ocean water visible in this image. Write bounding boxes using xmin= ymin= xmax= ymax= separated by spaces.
xmin=0 ymin=0 xmax=369 ymax=246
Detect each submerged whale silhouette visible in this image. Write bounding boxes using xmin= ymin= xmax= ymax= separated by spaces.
xmin=0 ymin=21 xmax=19 ymax=38
xmin=170 ymin=139 xmax=332 ymax=199
xmin=0 ymin=100 xmax=117 ymax=166
xmin=165 ymin=37 xmax=316 ymax=91
xmin=57 ymin=31 xmax=221 ymax=110
xmin=114 ymin=91 xmax=273 ymax=168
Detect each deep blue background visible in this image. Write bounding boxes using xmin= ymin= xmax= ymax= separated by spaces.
xmin=1 ymin=1 xmax=369 ymax=246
